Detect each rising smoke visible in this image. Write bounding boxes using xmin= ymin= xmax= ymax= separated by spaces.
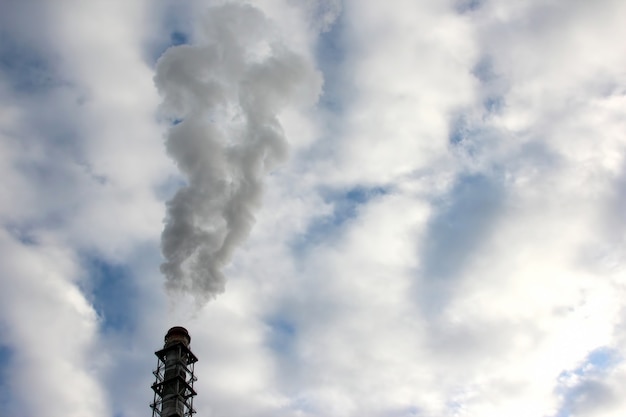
xmin=155 ymin=3 xmax=320 ymax=302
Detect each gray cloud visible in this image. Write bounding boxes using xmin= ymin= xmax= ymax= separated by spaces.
xmin=155 ymin=3 xmax=321 ymax=302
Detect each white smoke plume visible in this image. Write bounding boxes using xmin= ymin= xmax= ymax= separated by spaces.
xmin=155 ymin=3 xmax=320 ymax=302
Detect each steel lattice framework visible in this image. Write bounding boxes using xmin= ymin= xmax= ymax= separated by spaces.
xmin=150 ymin=327 xmax=198 ymax=417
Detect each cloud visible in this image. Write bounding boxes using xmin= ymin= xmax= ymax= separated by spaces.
xmin=0 ymin=231 xmax=108 ymax=417
xmin=1 ymin=1 xmax=626 ymax=417
xmin=0 ymin=1 xmax=171 ymax=416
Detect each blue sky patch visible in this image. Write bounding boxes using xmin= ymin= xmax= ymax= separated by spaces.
xmin=455 ymin=0 xmax=482 ymax=13
xmin=417 ymin=174 xmax=505 ymax=313
xmin=471 ymin=55 xmax=499 ymax=84
xmin=169 ymin=31 xmax=189 ymax=47
xmin=585 ymin=347 xmax=620 ymax=370
xmin=483 ymin=96 xmax=504 ymax=113
xmin=447 ymin=116 xmax=510 ymax=162
xmin=553 ymin=347 xmax=622 ymax=417
xmin=315 ymin=10 xmax=349 ymax=114
xmin=0 ymin=37 xmax=59 ymax=94
xmin=265 ymin=317 xmax=297 ymax=354
xmin=145 ymin=3 xmax=193 ymax=66
xmin=326 ymin=185 xmax=389 ymax=226
xmin=447 ymin=114 xmax=490 ymax=156
xmin=5 ymin=223 xmax=37 ymax=246
xmin=422 ymin=174 xmax=505 ymax=280
xmin=83 ymin=256 xmax=137 ymax=333
xmin=148 ymin=30 xmax=192 ymax=66
xmin=470 ymin=55 xmax=508 ymax=113
xmin=448 ymin=115 xmax=469 ymax=146
xmin=0 ymin=342 xmax=13 ymax=414
xmin=291 ymin=186 xmax=389 ymax=251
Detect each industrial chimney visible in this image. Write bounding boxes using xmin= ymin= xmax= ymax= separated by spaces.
xmin=150 ymin=326 xmax=198 ymax=417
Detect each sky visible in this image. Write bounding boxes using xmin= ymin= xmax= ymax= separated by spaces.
xmin=0 ymin=1 xmax=625 ymax=417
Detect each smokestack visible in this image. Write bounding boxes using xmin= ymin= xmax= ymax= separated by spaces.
xmin=150 ymin=327 xmax=198 ymax=417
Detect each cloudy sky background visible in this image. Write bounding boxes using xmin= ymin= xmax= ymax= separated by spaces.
xmin=1 ymin=1 xmax=626 ymax=416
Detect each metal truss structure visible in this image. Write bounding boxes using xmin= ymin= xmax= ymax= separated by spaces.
xmin=150 ymin=328 xmax=198 ymax=417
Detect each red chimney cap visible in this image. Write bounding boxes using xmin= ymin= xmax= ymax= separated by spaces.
xmin=164 ymin=326 xmax=191 ymax=347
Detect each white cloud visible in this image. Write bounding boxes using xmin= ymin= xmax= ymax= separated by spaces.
xmin=0 ymin=231 xmax=108 ymax=417
xmin=0 ymin=1 xmax=173 ymax=416
xmin=1 ymin=0 xmax=625 ymax=417
xmin=210 ymin=1 xmax=626 ymax=416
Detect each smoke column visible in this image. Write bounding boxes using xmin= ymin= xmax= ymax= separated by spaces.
xmin=155 ymin=3 xmax=320 ymax=302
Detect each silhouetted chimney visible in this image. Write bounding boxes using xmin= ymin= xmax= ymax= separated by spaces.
xmin=150 ymin=327 xmax=198 ymax=417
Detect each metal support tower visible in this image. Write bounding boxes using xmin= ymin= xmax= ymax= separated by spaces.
xmin=151 ymin=327 xmax=198 ymax=417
